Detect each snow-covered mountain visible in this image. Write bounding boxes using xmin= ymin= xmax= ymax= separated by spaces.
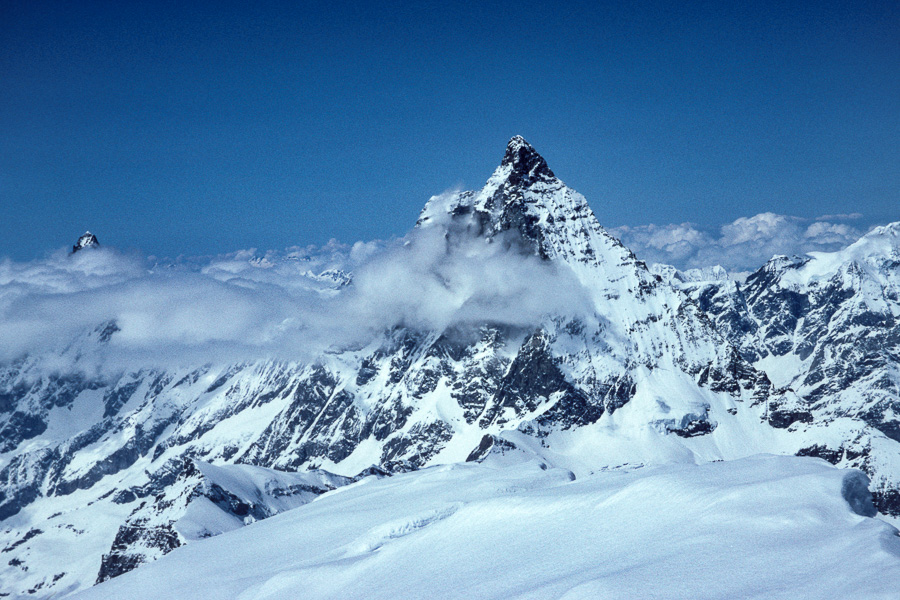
xmin=1 ymin=137 xmax=899 ymax=598
xmin=665 ymin=223 xmax=900 ymax=515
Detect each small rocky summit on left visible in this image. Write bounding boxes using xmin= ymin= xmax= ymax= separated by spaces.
xmin=73 ymin=231 xmax=99 ymax=253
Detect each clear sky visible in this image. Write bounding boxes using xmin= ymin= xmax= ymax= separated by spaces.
xmin=2 ymin=0 xmax=898 ymax=260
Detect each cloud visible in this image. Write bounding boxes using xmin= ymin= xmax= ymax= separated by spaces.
xmin=610 ymin=213 xmax=867 ymax=274
xmin=0 ymin=209 xmax=880 ymax=372
xmin=611 ymin=223 xmax=712 ymax=264
xmin=815 ymin=213 xmax=863 ymax=221
xmin=338 ymin=226 xmax=592 ymax=334
xmin=0 ymin=228 xmax=592 ymax=372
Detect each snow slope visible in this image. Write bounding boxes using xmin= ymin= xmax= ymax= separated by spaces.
xmin=73 ymin=455 xmax=900 ymax=600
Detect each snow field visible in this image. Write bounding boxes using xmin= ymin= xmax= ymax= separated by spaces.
xmin=75 ymin=455 xmax=900 ymax=600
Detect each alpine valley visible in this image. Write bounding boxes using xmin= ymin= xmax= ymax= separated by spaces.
xmin=2 ymin=137 xmax=900 ymax=599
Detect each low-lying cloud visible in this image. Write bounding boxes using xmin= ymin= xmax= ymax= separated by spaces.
xmin=0 ymin=227 xmax=592 ymax=371
xmin=0 ymin=210 xmax=885 ymax=372
xmin=610 ymin=212 xmax=867 ymax=274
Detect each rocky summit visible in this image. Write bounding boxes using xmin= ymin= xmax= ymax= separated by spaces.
xmin=72 ymin=232 xmax=99 ymax=254
xmin=2 ymin=137 xmax=900 ymax=598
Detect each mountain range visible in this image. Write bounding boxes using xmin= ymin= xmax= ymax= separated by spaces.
xmin=2 ymin=137 xmax=899 ymax=598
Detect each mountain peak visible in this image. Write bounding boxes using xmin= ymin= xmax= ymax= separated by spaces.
xmin=416 ymin=136 xmax=642 ymax=279
xmin=501 ymin=136 xmax=555 ymax=182
xmin=72 ymin=231 xmax=99 ymax=253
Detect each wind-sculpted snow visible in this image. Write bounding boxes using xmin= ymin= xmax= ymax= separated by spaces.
xmin=72 ymin=457 xmax=900 ymax=600
xmin=1 ymin=137 xmax=899 ymax=597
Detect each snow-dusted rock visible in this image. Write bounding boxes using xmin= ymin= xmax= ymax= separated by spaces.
xmin=72 ymin=232 xmax=99 ymax=254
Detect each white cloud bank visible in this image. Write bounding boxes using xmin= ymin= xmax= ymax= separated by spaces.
xmin=610 ymin=212 xmax=867 ymax=274
xmin=0 ymin=211 xmax=884 ymax=370
xmin=0 ymin=228 xmax=591 ymax=370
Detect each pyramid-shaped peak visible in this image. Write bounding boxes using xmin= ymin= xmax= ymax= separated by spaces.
xmin=73 ymin=231 xmax=99 ymax=254
xmin=501 ymin=136 xmax=555 ymax=181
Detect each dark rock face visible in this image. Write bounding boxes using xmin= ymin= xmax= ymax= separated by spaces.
xmin=449 ymin=336 xmax=509 ymax=423
xmin=466 ymin=434 xmax=519 ymax=462
xmin=689 ymin=252 xmax=900 ymax=428
xmin=0 ymin=412 xmax=47 ymax=453
xmin=698 ymin=346 xmax=764 ymax=396
xmin=0 ymin=373 xmax=104 ymax=453
xmin=796 ymin=445 xmax=843 ymax=465
xmin=766 ymin=404 xmax=813 ymax=429
xmin=669 ymin=419 xmax=715 ymax=438
xmin=501 ymin=135 xmax=556 ymax=185
xmin=694 ymin=282 xmax=761 ymax=363
xmin=0 ymin=451 xmax=56 ymax=521
xmin=381 ymin=421 xmax=454 ymax=467
xmin=873 ymin=487 xmax=900 ymax=517
xmin=498 ymin=330 xmax=608 ymax=431
xmin=96 ymin=522 xmax=180 ymax=584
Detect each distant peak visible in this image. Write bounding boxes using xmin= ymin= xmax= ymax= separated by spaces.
xmin=73 ymin=231 xmax=99 ymax=254
xmin=501 ymin=136 xmax=555 ymax=181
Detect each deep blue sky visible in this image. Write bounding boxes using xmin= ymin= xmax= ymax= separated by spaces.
xmin=2 ymin=0 xmax=898 ymax=260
